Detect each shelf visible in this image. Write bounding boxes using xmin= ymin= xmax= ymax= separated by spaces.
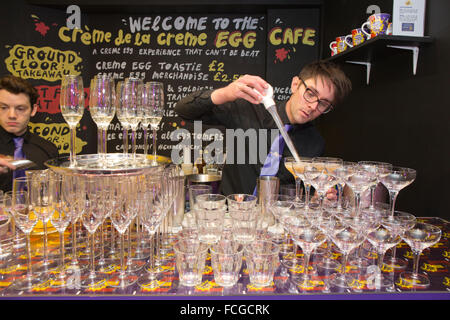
xmin=324 ymin=35 xmax=433 ymax=84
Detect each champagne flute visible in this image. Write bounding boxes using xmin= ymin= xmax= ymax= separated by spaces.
xmin=79 ymin=176 xmax=108 ymax=288
xmin=25 ymin=171 xmax=59 ymax=274
xmin=49 ymin=173 xmax=72 ymax=287
xmin=379 ymin=166 xmax=416 ymax=217
xmin=89 ymin=75 xmax=116 ymax=160
xmin=109 ymin=175 xmax=138 ymax=288
xmin=116 ymin=81 xmax=131 ymax=156
xmin=399 ymin=222 xmax=442 ymax=288
xmin=60 ymin=74 xmax=84 ymax=167
xmin=146 ymin=82 xmax=164 ymax=166
xmin=123 ymin=78 xmax=144 ymax=162
xmin=2 ymin=191 xmax=26 ymax=257
xmin=63 ymin=174 xmax=88 ymax=272
xmin=137 ymin=174 xmax=168 ymax=289
xmin=10 ymin=190 xmax=46 ymax=291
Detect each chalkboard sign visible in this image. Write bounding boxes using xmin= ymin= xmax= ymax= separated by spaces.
xmin=0 ymin=2 xmax=320 ymax=162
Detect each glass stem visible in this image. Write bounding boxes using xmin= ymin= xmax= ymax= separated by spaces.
xmin=302 ymin=252 xmax=311 ymax=282
xmin=59 ymin=231 xmax=66 ymax=277
xmin=319 ymin=194 xmax=325 ymax=212
xmin=120 ymin=233 xmax=125 ymax=277
xmin=412 ymin=250 xmax=421 ymax=277
xmin=337 ymin=183 xmax=344 ymax=210
xmin=354 ymin=192 xmax=361 ymax=217
xmin=149 ymin=233 xmax=155 ymax=277
xmin=152 ymin=127 xmax=157 ymax=163
xmin=389 ymin=191 xmax=398 ymax=217
xmin=143 ymin=128 xmax=148 ymax=157
xmin=26 ymin=233 xmax=33 ymax=279
xmin=123 ymin=128 xmax=129 ymax=155
xmin=369 ymin=185 xmax=376 ymax=209
xmin=102 ymin=127 xmax=107 ymax=154
xmin=97 ymin=128 xmax=103 ymax=155
xmin=295 ymin=177 xmax=302 ymax=201
xmin=131 ymin=129 xmax=136 ymax=158
xmin=43 ymin=219 xmax=49 ymax=264
xmin=100 ymin=222 xmax=105 ymax=262
xmin=304 ymin=183 xmax=311 ymax=208
xmin=127 ymin=224 xmax=132 ymax=265
xmin=89 ymin=232 xmax=96 ymax=277
xmin=69 ymin=127 xmax=76 ymax=167
xmin=377 ymin=251 xmax=385 ymax=272
xmin=71 ymin=219 xmax=78 ymax=265
xmin=341 ymin=253 xmax=348 ymax=276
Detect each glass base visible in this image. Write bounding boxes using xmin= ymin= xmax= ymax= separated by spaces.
xmin=67 ymin=261 xmax=89 ymax=273
xmin=291 ymin=275 xmax=318 ymax=290
xmin=80 ymin=272 xmax=109 ymax=289
xmin=133 ymin=248 xmax=151 ymax=260
xmin=383 ymin=256 xmax=408 ymax=270
xmin=144 ymin=263 xmax=166 ymax=275
xmin=317 ymin=257 xmax=341 ymax=271
xmin=32 ymin=259 xmax=59 ymax=274
xmin=399 ymin=272 xmax=430 ymax=288
xmin=95 ymin=260 xmax=120 ymax=274
xmin=126 ymin=259 xmax=145 ymax=273
xmin=49 ymin=272 xmax=73 ymax=288
xmin=12 ymin=274 xmax=48 ymax=291
xmin=328 ymin=273 xmax=356 ymax=289
xmin=349 ymin=257 xmax=373 ymax=271
xmin=137 ymin=273 xmax=163 ymax=290
xmin=366 ymin=274 xmax=395 ymax=290
xmin=109 ymin=272 xmax=138 ymax=288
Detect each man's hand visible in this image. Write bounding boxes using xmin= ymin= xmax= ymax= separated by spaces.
xmin=325 ymin=187 xmax=338 ymax=201
xmin=0 ymin=158 xmax=16 ymax=174
xmin=211 ymin=74 xmax=269 ymax=105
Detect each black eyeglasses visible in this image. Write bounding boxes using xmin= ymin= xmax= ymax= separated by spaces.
xmin=299 ymin=78 xmax=333 ymax=114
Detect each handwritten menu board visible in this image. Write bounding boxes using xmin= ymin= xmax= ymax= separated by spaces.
xmin=0 ymin=3 xmax=320 ymax=160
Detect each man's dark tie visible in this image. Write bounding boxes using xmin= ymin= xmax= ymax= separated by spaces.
xmin=253 ymin=124 xmax=292 ymax=195
xmin=12 ymin=136 xmax=26 ymax=180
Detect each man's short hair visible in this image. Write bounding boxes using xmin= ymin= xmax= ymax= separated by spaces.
xmin=0 ymin=75 xmax=39 ymax=106
xmin=299 ymin=60 xmax=352 ymax=106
